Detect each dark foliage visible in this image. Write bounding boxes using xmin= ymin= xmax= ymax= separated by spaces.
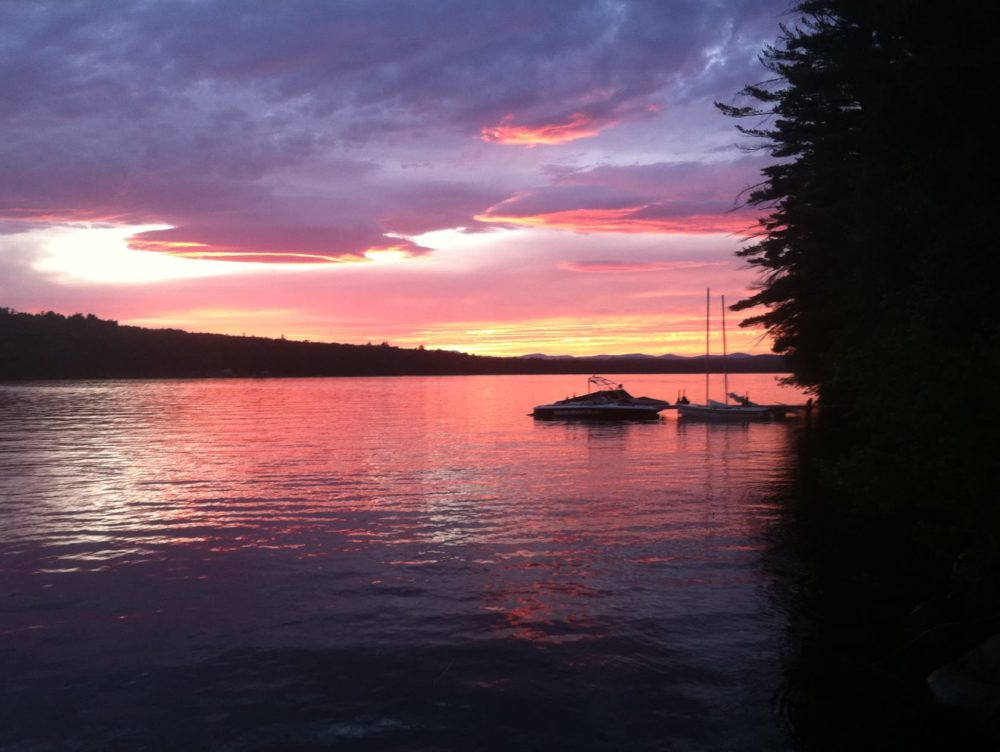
xmin=0 ymin=308 xmax=785 ymax=380
xmin=722 ymin=2 xmax=1000 ymax=742
xmin=722 ymin=0 xmax=998 ymax=525
xmin=771 ymin=426 xmax=998 ymax=750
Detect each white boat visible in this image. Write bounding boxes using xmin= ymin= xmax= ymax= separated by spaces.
xmin=677 ymin=290 xmax=770 ymax=421
xmin=533 ymin=376 xmax=670 ymax=420
xmin=677 ymin=399 xmax=770 ymax=420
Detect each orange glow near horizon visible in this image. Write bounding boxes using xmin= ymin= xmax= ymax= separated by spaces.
xmin=117 ymin=309 xmax=770 ymax=359
xmin=481 ymin=113 xmax=608 ymax=145
xmin=125 ymin=308 xmax=309 ymax=340
xmin=19 ymin=222 xmax=771 ymax=359
xmin=389 ymin=313 xmax=769 ymax=358
xmin=475 ymin=206 xmax=756 ymax=236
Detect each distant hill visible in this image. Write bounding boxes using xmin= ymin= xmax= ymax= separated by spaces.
xmin=0 ymin=308 xmax=787 ymax=379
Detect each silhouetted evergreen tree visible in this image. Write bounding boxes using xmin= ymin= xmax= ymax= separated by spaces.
xmin=723 ymin=0 xmax=998 ymax=510
xmin=723 ymin=6 xmax=999 ymax=730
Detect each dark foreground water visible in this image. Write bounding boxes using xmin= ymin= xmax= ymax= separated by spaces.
xmin=1 ymin=374 xmax=811 ymax=751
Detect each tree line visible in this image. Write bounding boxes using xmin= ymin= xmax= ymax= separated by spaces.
xmin=0 ymin=308 xmax=785 ymax=379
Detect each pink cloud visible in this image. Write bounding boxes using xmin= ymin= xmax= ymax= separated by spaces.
xmin=481 ymin=112 xmax=608 ymax=146
xmin=127 ymin=224 xmax=429 ymax=263
xmin=558 ymin=260 xmax=724 ymax=273
xmin=475 ymin=159 xmax=766 ymax=236
xmin=476 ymin=200 xmax=757 ymax=236
xmin=480 ymin=96 xmax=663 ymax=146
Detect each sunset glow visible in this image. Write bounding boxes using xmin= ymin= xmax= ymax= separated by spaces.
xmin=475 ymin=206 xmax=757 ymax=236
xmin=393 ymin=312 xmax=767 ymax=358
xmin=481 ymin=113 xmax=607 ymax=145
xmin=30 ymin=225 xmax=246 ymax=284
xmin=0 ymin=1 xmax=785 ymax=357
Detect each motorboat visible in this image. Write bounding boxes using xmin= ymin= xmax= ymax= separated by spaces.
xmin=532 ymin=376 xmax=670 ymax=420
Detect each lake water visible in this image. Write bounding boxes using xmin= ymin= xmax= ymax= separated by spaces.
xmin=1 ymin=374 xmax=811 ymax=751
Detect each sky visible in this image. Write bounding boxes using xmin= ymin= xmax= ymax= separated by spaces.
xmin=0 ymin=0 xmax=793 ymax=357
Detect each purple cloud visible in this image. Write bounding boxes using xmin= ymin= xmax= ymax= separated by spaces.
xmin=477 ymin=159 xmax=766 ymax=234
xmin=0 ymin=0 xmax=788 ymax=261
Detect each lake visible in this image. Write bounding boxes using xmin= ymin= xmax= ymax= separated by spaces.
xmin=1 ymin=373 xmax=811 ymax=751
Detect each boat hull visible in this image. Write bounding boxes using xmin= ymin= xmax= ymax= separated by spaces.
xmin=677 ymin=403 xmax=770 ymax=421
xmin=531 ymin=376 xmax=669 ymax=421
xmin=532 ymin=405 xmax=664 ymax=420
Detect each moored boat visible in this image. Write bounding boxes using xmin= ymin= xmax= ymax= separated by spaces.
xmin=677 ymin=399 xmax=770 ymax=420
xmin=678 ymin=290 xmax=771 ymax=421
xmin=532 ymin=376 xmax=670 ymax=420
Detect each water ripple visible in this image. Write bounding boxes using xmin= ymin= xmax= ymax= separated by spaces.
xmin=0 ymin=375 xmax=805 ymax=750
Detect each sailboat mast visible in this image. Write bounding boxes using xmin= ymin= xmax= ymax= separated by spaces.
xmin=704 ymin=288 xmax=710 ymax=404
xmin=721 ymin=294 xmax=729 ymax=405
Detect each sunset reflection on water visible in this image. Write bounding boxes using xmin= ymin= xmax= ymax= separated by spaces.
xmin=0 ymin=374 xmax=807 ymax=750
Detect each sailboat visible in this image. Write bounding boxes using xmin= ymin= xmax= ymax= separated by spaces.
xmin=677 ymin=289 xmax=771 ymax=421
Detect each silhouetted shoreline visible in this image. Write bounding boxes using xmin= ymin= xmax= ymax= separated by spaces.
xmin=0 ymin=308 xmax=786 ymax=380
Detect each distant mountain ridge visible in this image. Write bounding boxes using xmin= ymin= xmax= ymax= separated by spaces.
xmin=518 ymin=352 xmax=760 ymax=361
